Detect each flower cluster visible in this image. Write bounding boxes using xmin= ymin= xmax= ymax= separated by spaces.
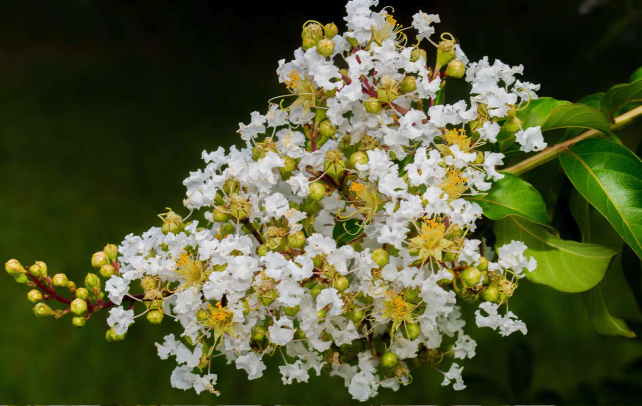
xmin=6 ymin=0 xmax=542 ymax=401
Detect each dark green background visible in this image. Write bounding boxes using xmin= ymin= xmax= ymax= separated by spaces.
xmin=1 ymin=0 xmax=642 ymax=403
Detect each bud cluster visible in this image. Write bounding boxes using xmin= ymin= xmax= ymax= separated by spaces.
xmin=7 ymin=1 xmax=543 ymax=401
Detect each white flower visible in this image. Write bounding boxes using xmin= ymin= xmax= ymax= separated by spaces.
xmin=105 ymin=275 xmax=129 ymax=305
xmin=412 ymin=11 xmax=440 ymax=40
xmin=268 ymin=317 xmax=296 ymax=345
xmin=475 ymin=302 xmax=528 ymax=336
xmin=441 ymin=363 xmax=466 ymax=390
xmin=106 ymin=306 xmax=134 ymax=335
xmin=497 ymin=240 xmax=537 ymax=276
xmin=236 ymin=352 xmax=267 ymax=380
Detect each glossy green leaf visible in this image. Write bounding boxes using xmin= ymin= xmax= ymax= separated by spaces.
xmin=601 ymin=80 xmax=642 ymax=122
xmin=540 ymin=103 xmax=612 ymax=135
xmin=564 ymin=93 xmax=604 ymax=140
xmin=494 ymin=216 xmax=619 ymax=292
xmin=584 ymin=285 xmax=636 ymax=338
xmin=516 ymin=97 xmax=569 ymax=129
xmin=468 ymin=172 xmax=549 ymax=226
xmin=631 ymin=66 xmax=642 ymax=84
xmin=560 ymin=139 xmax=642 ymax=259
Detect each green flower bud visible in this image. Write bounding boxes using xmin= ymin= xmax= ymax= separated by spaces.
xmin=14 ymin=274 xmax=27 ymax=284
xmin=302 ymin=22 xmax=324 ymax=42
xmin=317 ymin=309 xmax=326 ymax=319
xmin=220 ymin=222 xmax=236 ymax=237
xmin=284 ymin=306 xmax=300 ymax=317
xmin=333 ymin=275 xmax=350 ymax=292
xmin=410 ymin=48 xmax=427 ymax=62
xmin=316 ymin=38 xmax=335 ymax=57
xmin=324 ymin=150 xmax=346 ymax=181
xmin=147 ymin=309 xmax=164 ymax=325
xmin=371 ymin=248 xmax=390 ymax=267
xmin=91 ymin=251 xmax=110 ymax=269
xmin=31 ymin=261 xmax=48 ymax=278
xmin=349 ymin=309 xmax=365 ymax=324
xmin=502 ymin=116 xmax=523 ymax=133
xmin=295 ymin=327 xmax=307 ymax=340
xmin=27 ymin=289 xmax=43 ymax=303
xmin=71 ymin=298 xmax=88 ymax=316
xmin=318 ymin=120 xmax=336 ymax=138
xmin=68 ymin=280 xmax=76 ymax=291
xmin=229 ymin=194 xmax=251 ymax=221
xmin=85 ymin=273 xmax=101 ymax=289
xmin=399 ymin=76 xmax=417 ymax=93
xmin=349 ymin=151 xmax=369 ymax=169
xmin=104 ymin=244 xmax=118 ymax=261
xmin=442 ymin=252 xmax=457 ymax=263
xmin=309 ymin=182 xmax=327 ymax=202
xmin=72 ymin=316 xmax=86 ymax=328
xmin=33 ymin=302 xmax=55 ymax=318
xmin=436 ymin=38 xmax=456 ymax=69
xmin=324 ymin=22 xmax=339 ymax=39
xmin=5 ymin=259 xmax=26 ymax=276
xmin=106 ymin=327 xmax=126 ymax=342
xmin=312 ymin=254 xmax=325 ymax=269
xmin=302 ymin=36 xmax=317 ymax=51
xmin=446 ymin=59 xmax=466 ymax=79
xmin=478 ymin=256 xmax=489 ymax=272
xmin=76 ymin=287 xmax=89 ymax=300
xmin=260 ymin=289 xmax=279 ymax=306
xmin=100 ymin=264 xmax=115 ymax=278
xmin=279 ymin=156 xmax=297 ymax=179
xmin=212 ymin=207 xmax=231 ymax=222
xmin=402 ymin=323 xmax=421 ymax=340
xmin=252 ymin=325 xmax=266 ymax=342
xmin=381 ymin=351 xmax=398 ymax=368
xmin=364 ymin=97 xmax=383 ymax=114
xmin=473 ymin=151 xmax=485 ymax=165
xmin=257 ymin=244 xmax=269 ymax=257
xmin=482 ymin=286 xmax=499 ymax=303
xmin=287 ymin=230 xmax=306 ymax=249
xmin=310 ymin=284 xmax=323 ymax=299
xmin=140 ymin=275 xmax=157 ymax=291
xmin=461 ymin=266 xmax=482 ymax=287
xmin=405 ymin=287 xmax=421 ymax=304
xmin=377 ymin=84 xmax=399 ymax=104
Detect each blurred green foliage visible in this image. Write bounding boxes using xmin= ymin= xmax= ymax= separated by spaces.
xmin=1 ymin=0 xmax=642 ymax=403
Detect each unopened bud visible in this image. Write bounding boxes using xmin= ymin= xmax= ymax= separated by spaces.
xmin=91 ymin=251 xmax=110 ymax=269
xmin=402 ymin=323 xmax=421 ymax=340
xmin=318 ymin=120 xmax=336 ymax=138
xmin=349 ymin=151 xmax=369 ymax=169
xmin=33 ymin=302 xmax=55 ymax=318
xmin=461 ymin=266 xmax=482 ymax=287
xmin=257 ymin=244 xmax=269 ymax=257
xmin=399 ymin=76 xmax=417 ymax=93
xmin=140 ymin=275 xmax=157 ymax=291
xmin=309 ymin=182 xmax=326 ymax=202
xmin=473 ymin=151 xmax=485 ymax=165
xmin=76 ymin=287 xmax=89 ymax=300
xmin=279 ymin=156 xmax=297 ymax=179
xmin=5 ymin=259 xmax=25 ymax=276
xmin=445 ymin=59 xmax=466 ymax=79
xmin=317 ymin=309 xmax=326 ymax=319
xmin=410 ymin=48 xmax=427 ymax=62
xmin=72 ymin=316 xmax=86 ymax=327
xmin=147 ymin=309 xmax=164 ymax=325
xmin=252 ymin=325 xmax=266 ymax=342
xmin=364 ymin=97 xmax=382 ymax=114
xmin=502 ymin=116 xmax=523 ymax=133
xmin=316 ymin=38 xmax=335 ymax=57
xmin=478 ymin=256 xmax=489 ymax=272
xmin=27 ymin=289 xmax=43 ymax=303
xmin=213 ymin=207 xmax=231 ymax=222
xmin=106 ymin=327 xmax=126 ymax=342
xmin=104 ymin=244 xmax=118 ymax=261
xmin=260 ymin=289 xmax=278 ymax=306
xmin=85 ymin=273 xmax=101 ymax=289
xmin=371 ymin=248 xmax=390 ymax=267
xmin=349 ymin=309 xmax=365 ymax=324
xmin=482 ymin=285 xmax=499 ymax=302
xmin=287 ymin=230 xmax=306 ymax=249
xmin=302 ymin=36 xmax=317 ymax=51
xmin=71 ymin=298 xmax=88 ymax=316
xmin=333 ymin=275 xmax=350 ymax=292
xmin=284 ymin=306 xmax=300 ymax=317
xmin=100 ymin=264 xmax=115 ymax=278
xmin=381 ymin=351 xmax=398 ymax=368
xmin=324 ymin=22 xmax=339 ymax=39
xmin=31 ymin=261 xmax=48 ymax=278
xmin=324 ymin=150 xmax=346 ymax=180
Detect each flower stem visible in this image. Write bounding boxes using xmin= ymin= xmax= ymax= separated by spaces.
xmin=503 ymin=104 xmax=642 ymax=176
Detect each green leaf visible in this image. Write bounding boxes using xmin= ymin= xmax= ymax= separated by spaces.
xmin=584 ymin=285 xmax=636 ymax=338
xmin=516 ymin=97 xmax=570 ymax=130
xmin=332 ymin=218 xmax=363 ymax=247
xmin=631 ymin=66 xmax=642 ymax=84
xmin=559 ymin=139 xmax=642 ymax=260
xmin=564 ymin=93 xmax=604 ymax=140
xmin=468 ymin=172 xmax=549 ymax=226
xmin=540 ymin=103 xmax=612 ymax=136
xmin=494 ymin=216 xmax=619 ymax=292
xmin=601 ymin=80 xmax=642 ymax=122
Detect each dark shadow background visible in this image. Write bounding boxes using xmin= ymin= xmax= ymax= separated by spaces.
xmin=1 ymin=0 xmax=642 ymax=403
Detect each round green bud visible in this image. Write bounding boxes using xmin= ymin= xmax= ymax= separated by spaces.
xmin=349 ymin=309 xmax=365 ymax=324
xmin=104 ymin=244 xmax=118 ymax=261
xmin=33 ymin=302 xmax=54 ymax=318
xmin=310 ymin=284 xmax=323 ymax=299
xmin=284 ymin=306 xmax=300 ymax=317
xmin=5 ymin=259 xmax=26 ymax=276
xmin=220 ymin=222 xmax=237 ymax=237
xmin=473 ymin=151 xmax=485 ymax=165
xmin=405 ymin=288 xmax=421 ymax=304
xmin=364 ymin=97 xmax=383 ymax=114
xmin=212 ymin=207 xmax=231 ymax=222
xmin=252 ymin=325 xmax=266 ymax=342
xmin=502 ymin=116 xmax=523 ymax=133
xmin=324 ymin=22 xmax=339 ymax=39
xmin=100 ymin=264 xmax=115 ymax=279
xmin=287 ymin=231 xmax=306 ymax=249
xmin=410 ymin=48 xmax=427 ymax=62
xmin=399 ymin=76 xmax=417 ymax=93
xmin=446 ymin=59 xmax=466 ymax=78
xmin=312 ymin=254 xmax=325 ymax=269
xmin=279 ymin=156 xmax=297 ymax=178
xmin=72 ymin=316 xmax=86 ymax=328
xmin=265 ymin=235 xmax=285 ymax=252
xmin=27 ymin=289 xmax=43 ymax=303
xmin=302 ymin=36 xmax=317 ymax=50
xmin=371 ymin=248 xmax=390 ymax=267
xmin=324 ymin=152 xmax=346 ymax=180
xmin=14 ymin=274 xmax=27 ymax=284
xmin=349 ymin=151 xmax=369 ymax=169
xmin=318 ymin=120 xmax=336 ymax=138
xmin=333 ymin=275 xmax=350 ymax=292
xmin=309 ymin=182 xmax=327 ymax=202
xmin=478 ymin=256 xmax=489 ymax=272
xmin=31 ymin=261 xmax=48 ymax=278
xmin=147 ymin=309 xmax=164 ymax=325
xmin=482 ymin=286 xmax=500 ymax=303
xmin=461 ymin=266 xmax=482 ymax=287
xmin=76 ymin=287 xmax=89 ymax=300
xmin=85 ymin=273 xmax=101 ymax=289
xmin=381 ymin=351 xmax=398 ymax=368
xmin=346 ymin=34 xmax=358 ymax=47
xmin=316 ymin=38 xmax=335 ymax=57
xmin=260 ymin=289 xmax=278 ymax=306
xmin=402 ymin=323 xmax=421 ymax=340
xmin=442 ymin=252 xmax=457 ymax=262
xmin=71 ymin=298 xmax=88 ymax=316
xmin=140 ymin=275 xmax=157 ymax=291
xmin=295 ymin=327 xmax=307 ymax=340
xmin=107 ymin=327 xmax=126 ymax=342
xmin=376 ymin=86 xmax=399 ymax=104
xmin=317 ymin=309 xmax=326 ymax=319
xmin=68 ymin=281 xmax=76 ymax=291
xmin=53 ymin=273 xmax=69 ymax=288
xmin=256 ymin=244 xmax=269 ymax=257
xmin=91 ymin=251 xmax=110 ymax=269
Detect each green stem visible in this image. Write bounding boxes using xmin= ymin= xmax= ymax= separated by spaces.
xmin=504 ymin=104 xmax=642 ymax=176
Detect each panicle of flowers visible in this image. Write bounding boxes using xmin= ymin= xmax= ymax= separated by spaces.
xmin=5 ymin=0 xmax=542 ymax=401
